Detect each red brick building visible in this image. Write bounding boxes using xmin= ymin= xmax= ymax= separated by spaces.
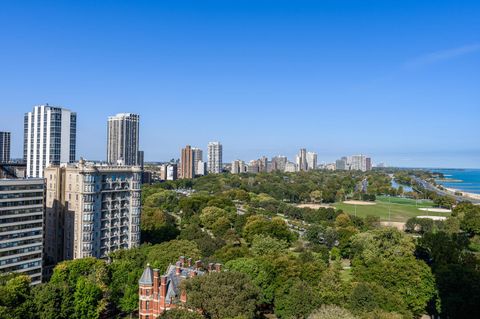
xmin=138 ymin=256 xmax=221 ymax=318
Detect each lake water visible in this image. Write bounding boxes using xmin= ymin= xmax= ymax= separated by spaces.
xmin=431 ymin=169 xmax=480 ymax=195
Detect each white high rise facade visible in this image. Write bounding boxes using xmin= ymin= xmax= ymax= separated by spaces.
xmin=306 ymin=152 xmax=317 ymax=170
xmin=24 ymin=105 xmax=77 ymax=178
xmin=107 ymin=113 xmax=140 ymax=166
xmin=207 ymin=142 xmax=223 ymax=174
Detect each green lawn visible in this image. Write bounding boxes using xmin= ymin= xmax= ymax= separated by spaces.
xmin=333 ymin=197 xmax=450 ymax=222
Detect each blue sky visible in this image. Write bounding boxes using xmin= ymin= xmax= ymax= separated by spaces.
xmin=0 ymin=0 xmax=479 ymax=168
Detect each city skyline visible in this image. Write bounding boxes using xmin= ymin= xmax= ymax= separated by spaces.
xmin=0 ymin=1 xmax=479 ymax=168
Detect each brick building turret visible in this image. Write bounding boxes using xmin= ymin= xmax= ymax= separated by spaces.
xmin=138 ymin=256 xmax=221 ymax=318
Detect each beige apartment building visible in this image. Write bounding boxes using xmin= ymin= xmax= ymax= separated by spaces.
xmin=44 ymin=159 xmax=141 ymax=266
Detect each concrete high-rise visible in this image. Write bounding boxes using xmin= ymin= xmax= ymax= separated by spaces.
xmin=0 ymin=132 xmax=11 ymax=163
xmin=44 ymin=160 xmax=141 ymax=264
xmin=306 ymin=152 xmax=317 ymax=171
xmin=107 ymin=113 xmax=140 ymax=166
xmin=192 ymin=148 xmax=203 ymax=176
xmin=24 ymin=105 xmax=77 ymax=178
xmin=0 ymin=178 xmax=44 ymax=285
xmin=296 ymin=148 xmax=308 ymax=171
xmin=180 ymin=145 xmax=194 ymax=179
xmin=207 ymin=142 xmax=223 ymax=174
xmin=271 ymin=156 xmax=287 ymax=172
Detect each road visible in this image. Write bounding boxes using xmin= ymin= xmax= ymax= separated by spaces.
xmin=412 ymin=176 xmax=480 ymax=204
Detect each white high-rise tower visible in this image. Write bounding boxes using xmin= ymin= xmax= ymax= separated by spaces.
xmin=107 ymin=113 xmax=140 ymax=166
xmin=207 ymin=142 xmax=223 ymax=174
xmin=24 ymin=104 xmax=77 ymax=178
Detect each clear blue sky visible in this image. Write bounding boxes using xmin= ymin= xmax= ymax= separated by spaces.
xmin=1 ymin=0 xmax=479 ymax=168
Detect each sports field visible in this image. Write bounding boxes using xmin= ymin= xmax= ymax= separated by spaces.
xmin=333 ymin=196 xmax=451 ymax=222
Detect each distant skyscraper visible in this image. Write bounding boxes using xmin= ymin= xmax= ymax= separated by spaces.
xmin=306 ymin=152 xmax=317 ymax=170
xmin=0 ymin=131 xmax=11 ymax=163
xmin=192 ymin=147 xmax=203 ymax=176
xmin=107 ymin=113 xmax=140 ymax=165
xmin=271 ymin=155 xmax=287 ymax=172
xmin=366 ymin=157 xmax=372 ymax=171
xmin=166 ymin=164 xmax=178 ymax=180
xmin=347 ymin=155 xmax=369 ymax=172
xmin=180 ymin=145 xmax=194 ymax=179
xmin=259 ymin=156 xmax=268 ymax=173
xmin=207 ymin=142 xmax=223 ymax=174
xmin=231 ymin=160 xmax=246 ymax=174
xmin=24 ymin=105 xmax=77 ymax=178
xmin=335 ymin=158 xmax=347 ymax=170
xmin=285 ymin=162 xmax=297 ymax=173
xmin=296 ymin=148 xmax=308 ymax=171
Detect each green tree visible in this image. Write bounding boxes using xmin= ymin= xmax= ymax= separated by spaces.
xmin=251 ymin=234 xmax=289 ymax=256
xmin=308 ymin=305 xmax=357 ymax=319
xmin=183 ymin=271 xmax=259 ymax=319
xmin=274 ymin=279 xmax=321 ymax=319
xmin=0 ymin=274 xmax=33 ymax=319
xmin=226 ymin=257 xmax=277 ymax=305
xmin=146 ymin=240 xmax=201 ymax=272
xmin=159 ymin=309 xmax=204 ymax=319
xmin=200 ymin=206 xmax=229 ymax=229
xmin=73 ymin=277 xmax=103 ymax=319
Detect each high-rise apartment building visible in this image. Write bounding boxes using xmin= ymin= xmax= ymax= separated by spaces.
xmin=0 ymin=132 xmax=11 ymax=163
xmin=24 ymin=105 xmax=77 ymax=178
xmin=180 ymin=145 xmax=194 ymax=179
xmin=306 ymin=152 xmax=317 ymax=171
xmin=366 ymin=157 xmax=372 ymax=171
xmin=231 ymin=160 xmax=246 ymax=174
xmin=207 ymin=142 xmax=223 ymax=174
xmin=192 ymin=148 xmax=203 ymax=176
xmin=166 ymin=164 xmax=178 ymax=181
xmin=107 ymin=113 xmax=140 ymax=166
xmin=271 ymin=156 xmax=287 ymax=172
xmin=44 ymin=160 xmax=141 ymax=263
xmin=0 ymin=178 xmax=44 ymax=285
xmin=296 ymin=148 xmax=308 ymax=171
xmin=335 ymin=158 xmax=348 ymax=170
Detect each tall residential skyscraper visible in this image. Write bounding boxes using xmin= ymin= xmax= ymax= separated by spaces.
xmin=24 ymin=105 xmax=77 ymax=178
xmin=0 ymin=178 xmax=44 ymax=285
xmin=180 ymin=145 xmax=194 ymax=179
xmin=0 ymin=131 xmax=11 ymax=163
xmin=207 ymin=142 xmax=223 ymax=174
xmin=296 ymin=148 xmax=308 ymax=171
xmin=271 ymin=155 xmax=287 ymax=172
xmin=306 ymin=152 xmax=318 ymax=171
xmin=107 ymin=113 xmax=140 ymax=166
xmin=44 ymin=160 xmax=141 ymax=263
xmin=192 ymin=147 xmax=203 ymax=176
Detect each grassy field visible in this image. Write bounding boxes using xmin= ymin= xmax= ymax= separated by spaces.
xmin=333 ymin=196 xmax=450 ymax=222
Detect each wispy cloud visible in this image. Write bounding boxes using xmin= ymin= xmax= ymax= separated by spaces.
xmin=404 ymin=43 xmax=480 ymax=69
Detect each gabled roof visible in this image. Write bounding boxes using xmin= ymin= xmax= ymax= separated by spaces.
xmin=139 ymin=264 xmax=153 ymax=285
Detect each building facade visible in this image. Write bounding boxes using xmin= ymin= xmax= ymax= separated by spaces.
xmin=191 ymin=148 xmax=203 ymax=176
xmin=0 ymin=178 xmax=44 ymax=285
xmin=24 ymin=105 xmax=77 ymax=178
xmin=207 ymin=142 xmax=222 ymax=174
xmin=180 ymin=145 xmax=194 ymax=179
xmin=44 ymin=160 xmax=141 ymax=264
xmin=0 ymin=131 xmax=11 ymax=163
xmin=306 ymin=152 xmax=317 ymax=171
xmin=138 ymin=256 xmax=221 ymax=318
xmin=271 ymin=155 xmax=287 ymax=172
xmin=296 ymin=148 xmax=308 ymax=171
xmin=107 ymin=113 xmax=140 ymax=166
